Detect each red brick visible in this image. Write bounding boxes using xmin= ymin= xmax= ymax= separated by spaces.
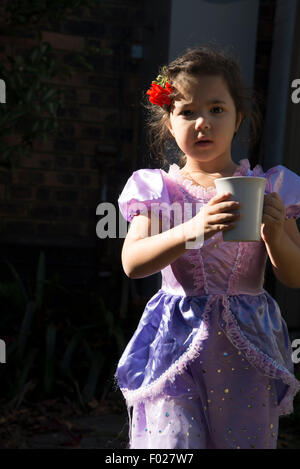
xmin=81 ymin=188 xmax=99 ymax=205
xmin=43 ymin=221 xmax=85 ymax=237
xmin=32 ymin=139 xmax=54 ymax=152
xmin=12 ymin=170 xmax=45 ymax=185
xmin=0 ymin=202 xmax=28 ymax=217
xmin=56 ymin=172 xmax=76 ymax=185
xmin=49 ymin=73 xmax=84 ymax=87
xmin=78 ymin=171 xmax=100 ymax=187
xmin=54 ymin=189 xmax=78 ymax=202
xmin=55 ymin=154 xmax=86 ymax=170
xmin=76 ymin=88 xmax=91 ymax=104
xmin=42 ymin=31 xmax=84 ymax=52
xmin=59 ymin=121 xmax=83 ymax=139
xmin=2 ymin=134 xmax=22 ymax=146
xmin=78 ymin=139 xmax=98 ymax=155
xmin=0 ymin=36 xmax=38 ymax=50
xmin=81 ymin=124 xmax=103 ymax=139
xmin=80 ymin=105 xmax=105 ymax=123
xmin=0 ymin=168 xmax=11 ymax=184
xmin=9 ymin=185 xmax=33 ymax=200
xmin=18 ymin=152 xmax=54 ymax=170
xmin=35 ymin=186 xmax=52 ymax=201
xmin=0 ymin=184 xmax=5 ymax=199
xmin=2 ymin=219 xmax=36 ymax=235
xmin=43 ymin=171 xmax=59 ymax=186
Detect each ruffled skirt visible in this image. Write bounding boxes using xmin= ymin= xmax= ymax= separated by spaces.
xmin=115 ymin=290 xmax=300 ymax=448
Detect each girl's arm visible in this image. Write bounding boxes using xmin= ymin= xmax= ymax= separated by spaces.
xmin=121 ymin=193 xmax=241 ymax=279
xmin=261 ymin=193 xmax=300 ymax=289
xmin=121 ymin=212 xmax=202 ymax=279
xmin=266 ymin=218 xmax=300 ymax=289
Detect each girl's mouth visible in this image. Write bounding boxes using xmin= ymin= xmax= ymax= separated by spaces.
xmin=196 ymin=140 xmax=213 ymax=147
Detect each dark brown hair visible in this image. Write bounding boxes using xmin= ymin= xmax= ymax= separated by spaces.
xmin=143 ymin=44 xmax=263 ymax=170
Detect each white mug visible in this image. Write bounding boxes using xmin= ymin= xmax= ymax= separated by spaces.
xmin=215 ymin=176 xmax=266 ymax=242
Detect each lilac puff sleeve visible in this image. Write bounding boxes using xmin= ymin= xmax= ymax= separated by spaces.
xmin=118 ymin=169 xmax=170 ymax=222
xmin=265 ymin=165 xmax=300 ymax=219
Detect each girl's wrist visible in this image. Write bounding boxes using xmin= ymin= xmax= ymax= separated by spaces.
xmin=264 ymin=229 xmax=284 ymax=250
xmin=183 ymin=211 xmax=205 ymax=244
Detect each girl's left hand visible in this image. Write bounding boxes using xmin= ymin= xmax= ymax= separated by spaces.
xmin=260 ymin=192 xmax=286 ymax=246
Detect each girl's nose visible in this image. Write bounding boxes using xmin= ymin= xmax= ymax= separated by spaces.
xmin=195 ymin=116 xmax=210 ymax=130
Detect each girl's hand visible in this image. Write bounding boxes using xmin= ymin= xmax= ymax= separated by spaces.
xmin=200 ymin=192 xmax=241 ymax=241
xmin=261 ymin=192 xmax=286 ymax=246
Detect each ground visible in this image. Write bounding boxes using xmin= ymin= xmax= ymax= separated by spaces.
xmin=0 ymin=390 xmax=299 ymax=449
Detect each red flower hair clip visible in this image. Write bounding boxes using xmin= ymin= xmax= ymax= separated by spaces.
xmin=146 ymin=67 xmax=173 ymax=108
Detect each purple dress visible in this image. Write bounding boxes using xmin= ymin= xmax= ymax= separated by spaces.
xmin=115 ymin=158 xmax=300 ymax=449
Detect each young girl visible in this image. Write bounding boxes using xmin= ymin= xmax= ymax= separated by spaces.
xmin=115 ymin=46 xmax=300 ymax=449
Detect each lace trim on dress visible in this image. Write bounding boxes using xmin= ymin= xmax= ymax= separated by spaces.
xmin=228 ymin=242 xmax=250 ymax=295
xmin=118 ymin=295 xmax=215 ymax=407
xmin=221 ymin=295 xmax=300 ymax=416
xmin=167 ymin=158 xmax=252 ymax=200
xmin=184 ymin=248 xmax=208 ymax=294
xmin=175 ymin=188 xmax=208 ymax=292
xmin=118 ymin=292 xmax=300 ymax=415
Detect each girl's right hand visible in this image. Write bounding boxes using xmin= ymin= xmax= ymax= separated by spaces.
xmin=201 ymin=192 xmax=241 ymax=241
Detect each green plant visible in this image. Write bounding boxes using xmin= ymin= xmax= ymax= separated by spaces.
xmin=0 ymin=0 xmax=108 ymax=167
xmin=0 ymin=250 xmax=126 ymax=409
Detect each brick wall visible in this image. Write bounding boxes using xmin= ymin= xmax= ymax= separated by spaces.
xmin=0 ymin=0 xmax=154 ymax=290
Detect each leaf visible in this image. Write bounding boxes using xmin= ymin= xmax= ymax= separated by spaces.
xmin=14 ymin=55 xmax=24 ymax=67
xmin=81 ymin=339 xmax=93 ymax=361
xmin=35 ymin=250 xmax=46 ymax=311
xmin=60 ymin=331 xmax=83 ymax=376
xmin=44 ymin=324 xmax=57 ymax=394
xmin=17 ymin=301 xmax=36 ymax=359
xmin=40 ymin=42 xmax=51 ymax=56
xmin=32 ymin=121 xmax=40 ymax=132
xmin=0 ymin=112 xmax=12 ymax=127
xmin=30 ymin=48 xmax=40 ymax=64
xmin=100 ymin=300 xmax=114 ymax=335
xmin=68 ymin=376 xmax=85 ymax=409
xmin=0 ymin=281 xmax=26 ymax=312
xmin=82 ymin=351 xmax=103 ymax=404
xmin=24 ymin=88 xmax=35 ymax=104
xmin=112 ymin=326 xmax=126 ymax=355
xmin=4 ymin=259 xmax=28 ymax=303
xmin=45 ymin=102 xmax=56 ymax=115
xmin=15 ymin=349 xmax=37 ymax=398
xmin=40 ymin=88 xmax=56 ymax=104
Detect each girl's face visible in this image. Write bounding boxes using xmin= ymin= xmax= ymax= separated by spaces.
xmin=167 ymin=74 xmax=243 ymax=166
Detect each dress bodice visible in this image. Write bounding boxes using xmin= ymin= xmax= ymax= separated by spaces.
xmin=160 ymin=233 xmax=267 ymax=296
xmin=160 ymin=161 xmax=268 ymax=296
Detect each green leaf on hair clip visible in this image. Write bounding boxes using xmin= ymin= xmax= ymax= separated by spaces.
xmin=153 ymin=66 xmax=169 ymax=88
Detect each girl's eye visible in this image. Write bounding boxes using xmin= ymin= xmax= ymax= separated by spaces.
xmin=180 ymin=110 xmax=193 ymax=117
xmin=180 ymin=107 xmax=224 ymax=116
xmin=211 ymin=106 xmax=223 ymax=113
